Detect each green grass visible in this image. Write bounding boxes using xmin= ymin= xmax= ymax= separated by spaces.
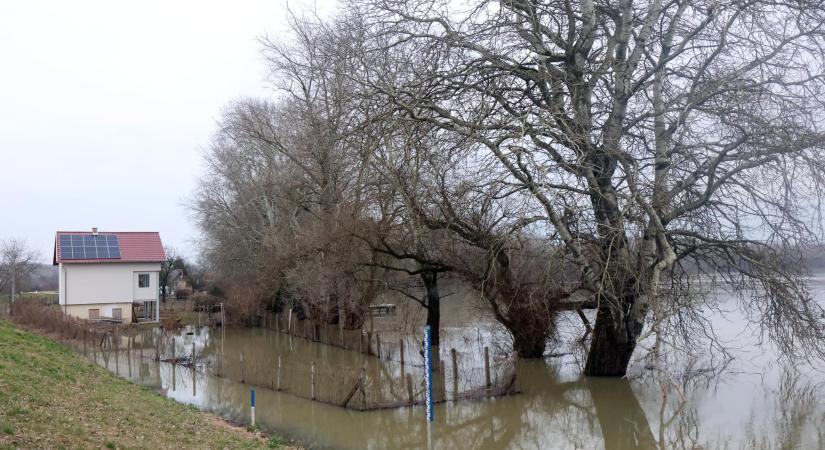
xmin=0 ymin=318 xmax=289 ymax=449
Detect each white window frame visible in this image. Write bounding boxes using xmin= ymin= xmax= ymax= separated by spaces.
xmin=138 ymin=273 xmax=151 ymax=288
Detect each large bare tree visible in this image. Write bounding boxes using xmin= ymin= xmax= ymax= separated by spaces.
xmin=354 ymin=0 xmax=825 ymax=375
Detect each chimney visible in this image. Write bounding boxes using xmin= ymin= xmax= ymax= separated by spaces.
xmin=92 ymin=227 xmax=98 ymax=236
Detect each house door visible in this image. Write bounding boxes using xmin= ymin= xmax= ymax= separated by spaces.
xmin=144 ymin=301 xmax=154 ymax=320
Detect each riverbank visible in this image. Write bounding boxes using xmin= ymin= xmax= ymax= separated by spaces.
xmin=0 ymin=318 xmax=293 ymax=449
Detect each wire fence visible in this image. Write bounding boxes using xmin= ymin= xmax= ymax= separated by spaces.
xmin=2 ymin=301 xmax=520 ymax=412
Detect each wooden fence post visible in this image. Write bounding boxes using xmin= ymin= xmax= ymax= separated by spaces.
xmin=240 ymin=352 xmax=245 ymax=383
xmin=359 ymin=365 xmax=367 ymax=409
xmin=276 ymin=355 xmax=282 ymax=391
xmin=406 ymin=373 xmax=414 ymax=405
xmin=451 ymin=348 xmax=458 ymax=400
xmin=191 ymin=342 xmax=195 ymax=365
xmin=439 ymin=358 xmax=446 ymax=401
xmin=484 ymin=346 xmax=491 ymax=389
xmin=127 ymin=338 xmax=132 ymax=378
xmin=155 ymin=331 xmax=161 ymax=361
xmin=376 ymin=333 xmax=381 ymax=359
xmin=400 ymin=339 xmax=405 ymax=366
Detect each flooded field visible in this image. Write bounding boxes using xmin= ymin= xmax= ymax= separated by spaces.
xmin=89 ymin=281 xmax=825 ymax=450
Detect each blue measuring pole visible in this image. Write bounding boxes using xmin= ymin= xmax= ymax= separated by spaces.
xmin=250 ymin=388 xmax=256 ymax=427
xmin=424 ymin=325 xmax=434 ymax=423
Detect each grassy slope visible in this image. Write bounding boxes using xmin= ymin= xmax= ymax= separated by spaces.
xmin=0 ymin=319 xmax=280 ymax=450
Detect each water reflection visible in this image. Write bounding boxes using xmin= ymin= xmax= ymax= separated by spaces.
xmin=82 ymin=325 xmax=825 ymax=450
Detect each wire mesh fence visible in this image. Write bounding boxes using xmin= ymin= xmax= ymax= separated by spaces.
xmin=3 ymin=301 xmax=520 ymax=412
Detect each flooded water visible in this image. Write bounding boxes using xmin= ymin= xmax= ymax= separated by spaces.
xmin=88 ymin=281 xmax=825 ymax=450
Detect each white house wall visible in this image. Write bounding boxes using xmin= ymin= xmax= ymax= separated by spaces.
xmin=60 ymin=262 xmax=160 ymax=305
xmin=133 ymin=271 xmax=158 ymax=300
xmin=58 ymin=264 xmax=66 ymax=305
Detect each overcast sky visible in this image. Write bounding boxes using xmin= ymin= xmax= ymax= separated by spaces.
xmin=0 ymin=1 xmax=334 ymax=263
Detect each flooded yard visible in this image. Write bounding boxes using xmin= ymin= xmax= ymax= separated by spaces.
xmin=88 ymin=282 xmax=825 ymax=450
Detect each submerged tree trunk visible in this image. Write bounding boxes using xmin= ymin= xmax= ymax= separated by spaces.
xmin=421 ymin=271 xmax=441 ymax=347
xmin=584 ymin=296 xmax=646 ymax=377
xmin=511 ymin=329 xmax=547 ymax=358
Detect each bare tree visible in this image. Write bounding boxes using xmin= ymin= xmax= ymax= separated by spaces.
xmin=1 ymin=238 xmax=40 ymax=315
xmin=356 ymin=0 xmax=825 ymax=374
xmin=159 ymin=247 xmax=185 ymax=303
xmin=362 ymin=119 xmax=581 ymax=356
xmin=192 ymin=14 xmax=390 ymax=328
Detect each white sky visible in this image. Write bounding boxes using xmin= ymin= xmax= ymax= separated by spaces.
xmin=0 ymin=0 xmax=334 ymax=263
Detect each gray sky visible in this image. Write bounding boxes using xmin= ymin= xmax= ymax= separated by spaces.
xmin=0 ymin=1 xmax=333 ymax=263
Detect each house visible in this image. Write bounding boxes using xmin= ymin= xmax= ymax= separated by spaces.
xmin=53 ymin=228 xmax=165 ymax=323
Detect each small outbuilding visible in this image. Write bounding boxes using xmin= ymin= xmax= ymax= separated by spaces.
xmin=53 ymin=228 xmax=165 ymax=323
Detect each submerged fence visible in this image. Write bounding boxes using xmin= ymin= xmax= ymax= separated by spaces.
xmin=3 ymin=300 xmax=520 ymax=412
xmin=209 ymin=341 xmax=518 ymax=410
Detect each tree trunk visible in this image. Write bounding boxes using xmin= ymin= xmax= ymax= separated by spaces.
xmin=421 ymin=271 xmax=440 ymax=347
xmin=511 ymin=329 xmax=547 ymax=358
xmin=584 ymin=306 xmax=640 ymax=377
xmin=9 ymin=274 xmax=15 ymax=316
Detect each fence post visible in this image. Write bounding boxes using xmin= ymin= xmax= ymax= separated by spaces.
xmin=240 ymin=352 xmax=245 ymax=383
xmin=171 ymin=337 xmax=175 ymax=362
xmin=155 ymin=331 xmax=161 ymax=361
xmin=359 ymin=331 xmax=364 ymax=354
xmin=311 ymin=361 xmax=317 ymax=400
xmin=406 ymin=373 xmax=414 ymax=405
xmin=127 ymin=337 xmax=132 ymax=378
xmin=83 ymin=329 xmax=87 ymax=356
xmin=439 ymin=358 xmax=446 ymax=401
xmin=484 ymin=346 xmax=491 ymax=389
xmin=359 ymin=365 xmax=366 ymax=409
xmin=191 ymin=342 xmax=195 ymax=365
xmin=276 ymin=355 xmax=282 ymax=391
xmin=114 ymin=334 xmax=120 ymax=374
xmin=376 ymin=333 xmax=381 ymax=359
xmin=400 ymin=339 xmax=405 ymax=366
xmin=451 ymin=348 xmax=458 ymax=400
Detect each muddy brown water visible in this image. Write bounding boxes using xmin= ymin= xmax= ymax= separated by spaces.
xmin=90 ymin=282 xmax=825 ymax=450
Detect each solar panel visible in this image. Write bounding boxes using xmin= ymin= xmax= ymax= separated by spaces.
xmin=59 ymin=233 xmax=121 ymax=260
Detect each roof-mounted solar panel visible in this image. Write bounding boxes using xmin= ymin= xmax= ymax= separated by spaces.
xmin=59 ymin=233 xmax=121 ymax=260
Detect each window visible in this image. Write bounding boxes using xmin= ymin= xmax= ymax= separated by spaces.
xmin=88 ymin=309 xmax=99 ymax=320
xmin=112 ymin=308 xmax=122 ymax=320
xmin=138 ymin=274 xmax=150 ymax=288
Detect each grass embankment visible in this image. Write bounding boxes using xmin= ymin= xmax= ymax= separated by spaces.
xmin=0 ymin=318 xmax=287 ymax=449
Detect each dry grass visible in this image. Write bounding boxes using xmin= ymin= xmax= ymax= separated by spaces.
xmin=0 ymin=318 xmax=296 ymax=450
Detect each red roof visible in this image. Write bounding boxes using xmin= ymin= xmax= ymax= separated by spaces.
xmin=53 ymin=231 xmax=165 ymax=265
